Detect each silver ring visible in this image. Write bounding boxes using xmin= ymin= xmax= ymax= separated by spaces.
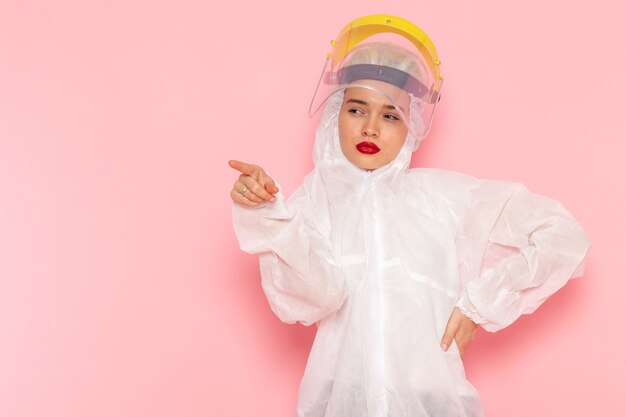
xmin=241 ymin=185 xmax=248 ymax=195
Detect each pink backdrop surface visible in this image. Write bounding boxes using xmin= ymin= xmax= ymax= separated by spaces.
xmin=1 ymin=1 xmax=623 ymax=416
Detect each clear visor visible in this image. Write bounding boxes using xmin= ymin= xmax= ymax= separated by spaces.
xmin=309 ymin=15 xmax=443 ymax=139
xmin=335 ymin=79 xmax=413 ymax=136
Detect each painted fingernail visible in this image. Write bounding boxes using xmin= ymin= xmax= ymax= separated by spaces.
xmin=269 ymin=197 xmax=276 ymax=203
xmin=440 ymin=343 xmax=448 ymax=351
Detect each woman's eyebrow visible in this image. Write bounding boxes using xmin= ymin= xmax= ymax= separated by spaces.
xmin=346 ymin=98 xmax=400 ymax=111
xmin=347 ymin=98 xmax=369 ymax=106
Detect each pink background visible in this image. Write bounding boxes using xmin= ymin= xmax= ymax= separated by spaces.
xmin=1 ymin=1 xmax=623 ymax=416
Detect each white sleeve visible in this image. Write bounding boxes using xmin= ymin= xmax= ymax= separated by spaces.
xmin=454 ymin=180 xmax=590 ymax=332
xmin=231 ymin=181 xmax=347 ymax=326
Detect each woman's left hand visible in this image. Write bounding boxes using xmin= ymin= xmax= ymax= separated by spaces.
xmin=440 ymin=307 xmax=478 ymax=359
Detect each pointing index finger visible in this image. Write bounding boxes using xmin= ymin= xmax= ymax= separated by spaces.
xmin=228 ymin=160 xmax=257 ymax=176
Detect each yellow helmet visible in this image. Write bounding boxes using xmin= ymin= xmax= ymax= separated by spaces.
xmin=309 ymin=14 xmax=443 ymax=139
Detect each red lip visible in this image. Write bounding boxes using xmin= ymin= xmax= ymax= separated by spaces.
xmin=356 ymin=141 xmax=380 ymax=154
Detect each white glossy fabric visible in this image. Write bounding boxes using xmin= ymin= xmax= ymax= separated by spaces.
xmin=232 ymin=90 xmax=590 ymax=417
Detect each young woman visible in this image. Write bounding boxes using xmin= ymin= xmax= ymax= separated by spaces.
xmin=229 ymin=14 xmax=590 ymax=417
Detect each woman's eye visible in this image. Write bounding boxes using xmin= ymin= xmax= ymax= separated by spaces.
xmin=384 ymin=114 xmax=400 ymax=121
xmin=348 ymin=108 xmax=364 ymax=115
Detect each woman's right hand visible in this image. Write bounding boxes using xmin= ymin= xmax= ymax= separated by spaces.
xmin=228 ymin=160 xmax=279 ymax=207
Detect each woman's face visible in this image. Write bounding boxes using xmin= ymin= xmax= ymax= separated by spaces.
xmin=338 ymin=85 xmax=409 ymax=171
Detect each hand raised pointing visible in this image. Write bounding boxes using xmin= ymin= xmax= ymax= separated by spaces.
xmin=229 ymin=160 xmax=279 ymax=207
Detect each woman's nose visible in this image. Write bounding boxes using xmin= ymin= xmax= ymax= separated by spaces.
xmin=362 ymin=116 xmax=379 ymax=137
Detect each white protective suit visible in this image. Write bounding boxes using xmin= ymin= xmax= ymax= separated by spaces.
xmin=232 ymin=90 xmax=590 ymax=417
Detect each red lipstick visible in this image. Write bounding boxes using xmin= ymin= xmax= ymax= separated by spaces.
xmin=356 ymin=141 xmax=380 ymax=154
